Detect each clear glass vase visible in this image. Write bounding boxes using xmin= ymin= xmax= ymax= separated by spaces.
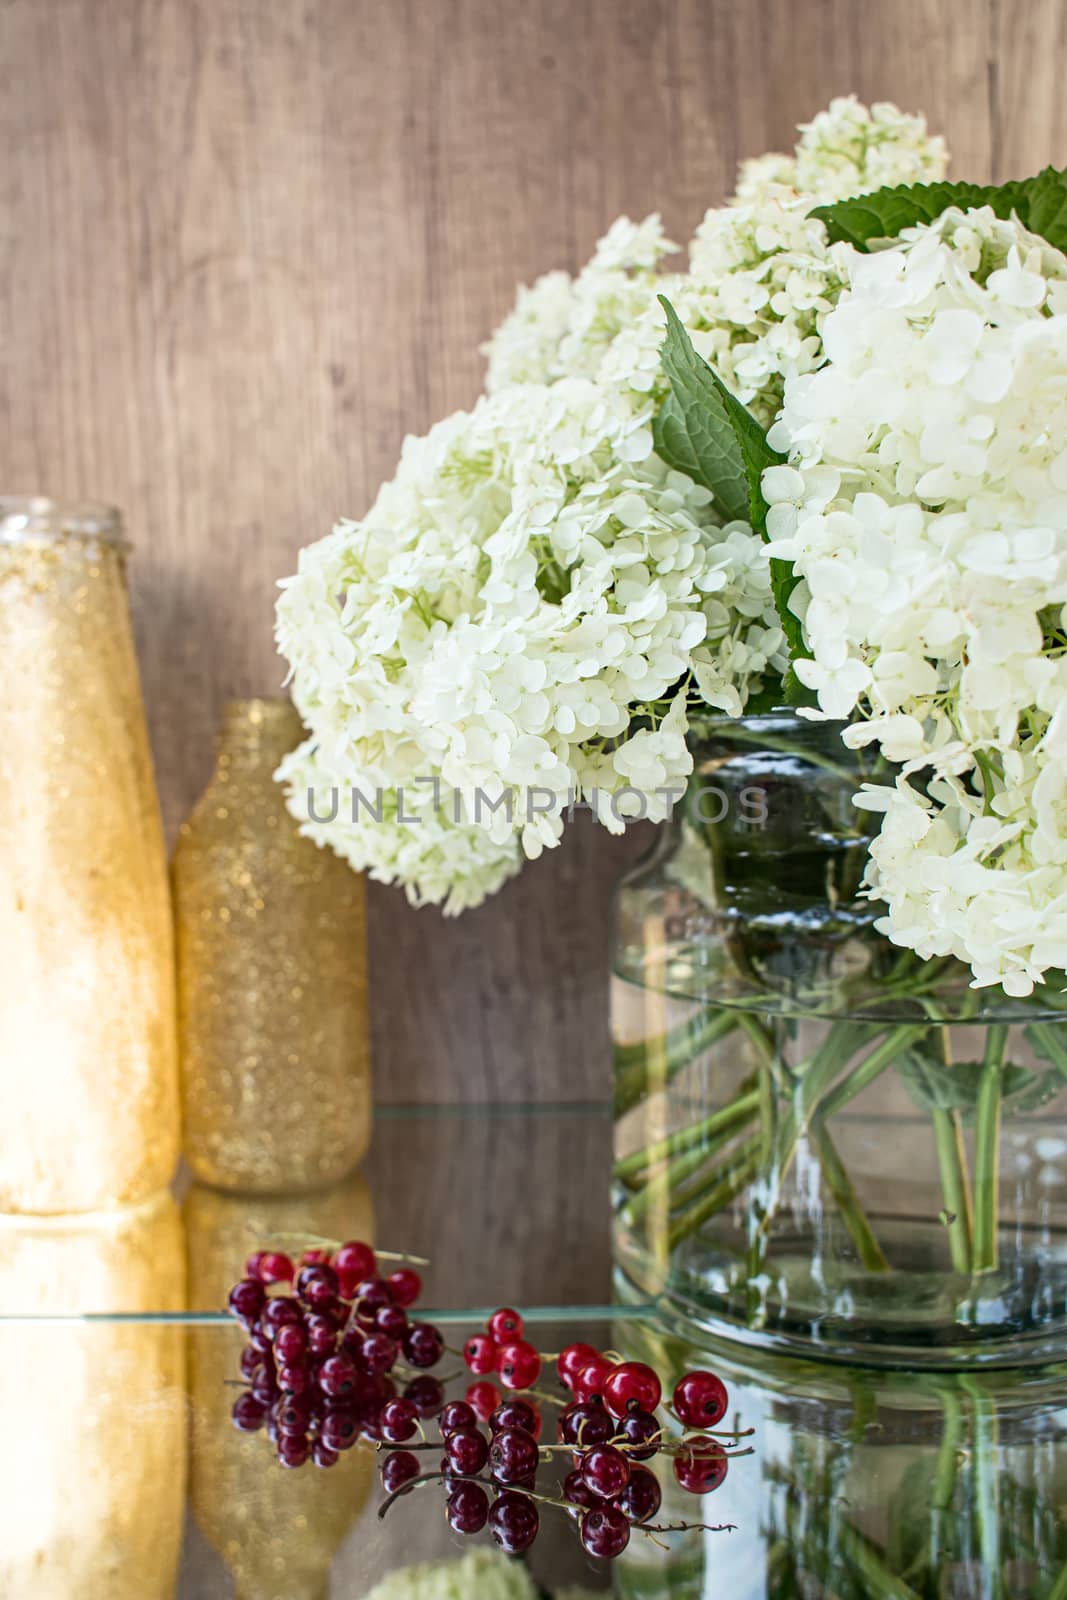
xmin=612 ymin=712 xmax=1067 ymax=1367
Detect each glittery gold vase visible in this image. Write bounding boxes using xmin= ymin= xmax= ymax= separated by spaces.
xmin=0 ymin=497 xmax=179 ymax=1213
xmin=174 ymin=699 xmax=372 ymax=1191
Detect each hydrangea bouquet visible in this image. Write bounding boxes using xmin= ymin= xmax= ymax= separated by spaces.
xmin=277 ymin=98 xmax=1067 ymax=1353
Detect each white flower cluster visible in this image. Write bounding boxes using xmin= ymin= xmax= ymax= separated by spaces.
xmin=765 ymin=207 xmax=1067 ymax=993
xmin=278 ymin=98 xmax=948 ymax=913
xmin=365 ymin=1549 xmax=539 ymax=1600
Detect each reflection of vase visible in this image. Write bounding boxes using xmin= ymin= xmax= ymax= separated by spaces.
xmin=613 ymin=712 xmax=1067 ymax=1366
xmin=174 ymin=698 xmax=372 ymax=1192
xmin=613 ymin=1302 xmax=1067 ymax=1600
xmin=0 ymin=1190 xmax=186 ymax=1597
xmin=0 ymin=497 xmax=178 ymax=1212
xmin=184 ymin=1176 xmax=375 ymax=1600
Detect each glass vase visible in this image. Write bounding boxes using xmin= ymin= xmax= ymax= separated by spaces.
xmin=174 ymin=698 xmax=372 ymax=1192
xmin=0 ymin=497 xmax=178 ymax=1213
xmin=612 ymin=712 xmax=1067 ymax=1367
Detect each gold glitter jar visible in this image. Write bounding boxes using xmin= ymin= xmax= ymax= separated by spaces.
xmin=0 ymin=497 xmax=179 ymax=1213
xmin=174 ymin=699 xmax=372 ymax=1191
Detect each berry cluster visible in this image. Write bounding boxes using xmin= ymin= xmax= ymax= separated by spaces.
xmin=227 ymin=1240 xmax=444 ymax=1469
xmin=377 ymin=1312 xmax=750 ymax=1562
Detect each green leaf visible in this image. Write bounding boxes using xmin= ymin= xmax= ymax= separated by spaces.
xmin=811 ymin=165 xmax=1067 ymax=255
xmin=654 ymin=298 xmax=808 ymax=659
xmin=898 ymin=1047 xmax=1054 ymax=1122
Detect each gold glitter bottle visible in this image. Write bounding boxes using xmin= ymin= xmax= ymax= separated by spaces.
xmin=174 ymin=699 xmax=372 ymax=1191
xmin=184 ymin=1176 xmax=375 ymax=1599
xmin=0 ymin=497 xmax=179 ymax=1213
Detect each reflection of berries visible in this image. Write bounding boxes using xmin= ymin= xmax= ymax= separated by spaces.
xmin=447 ymin=1481 xmax=490 ymax=1535
xmin=465 ymin=1380 xmax=501 ymax=1422
xmin=674 ymin=1436 xmax=729 ymax=1494
xmin=381 ymin=1450 xmax=420 ymax=1494
xmin=580 ymin=1504 xmax=631 ymax=1559
xmin=489 ymin=1490 xmax=539 ymax=1554
xmin=405 ymin=1375 xmax=445 ymax=1418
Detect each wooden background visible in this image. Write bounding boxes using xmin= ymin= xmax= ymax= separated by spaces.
xmin=5 ymin=0 xmax=1067 ymax=1105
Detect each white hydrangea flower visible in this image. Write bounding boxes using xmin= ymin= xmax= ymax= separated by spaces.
xmin=768 ymin=206 xmax=1067 ymax=990
xmin=735 ymin=96 xmax=948 ymax=205
xmin=365 ymin=1549 xmax=539 ymax=1600
xmin=280 ymin=98 xmax=948 ymax=914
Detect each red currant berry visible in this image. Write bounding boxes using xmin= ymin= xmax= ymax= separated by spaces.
xmin=320 ymin=1408 xmax=360 ymax=1452
xmin=231 ymin=1393 xmax=267 ymax=1432
xmin=256 ymin=1252 xmax=294 ymax=1285
xmin=251 ymin=1367 xmax=279 ymax=1405
xmin=228 ymin=1278 xmax=266 ymax=1324
xmin=353 ymin=1277 xmax=392 ymax=1315
xmin=278 ymin=1435 xmax=310 ymax=1469
xmin=358 ymin=1332 xmax=399 ymax=1376
xmin=557 ymin=1341 xmax=601 ymax=1391
xmin=277 ymin=1362 xmax=311 ymax=1395
xmin=274 ymin=1323 xmax=308 ymax=1364
xmin=497 ymin=1339 xmax=542 ymax=1391
xmin=404 ymin=1375 xmax=445 ymax=1418
xmin=312 ymin=1441 xmax=339 ymax=1469
xmin=380 ymin=1449 xmax=420 ymax=1493
xmin=489 ymin=1399 xmax=539 ymax=1438
xmin=296 ymin=1263 xmax=340 ymax=1308
xmin=603 ymin=1361 xmax=662 ymax=1418
xmin=239 ymin=1345 xmax=264 ymax=1381
xmin=262 ymin=1297 xmax=304 ymax=1339
xmin=463 ymin=1333 xmax=498 ymax=1375
xmin=563 ymin=1468 xmax=597 ymax=1509
xmin=581 ymin=1443 xmax=630 ymax=1500
xmin=300 ymin=1246 xmax=331 ymax=1266
xmin=489 ymin=1490 xmax=539 ymax=1554
xmin=673 ymin=1370 xmax=729 ymax=1430
xmin=447 ymin=1480 xmax=490 ymax=1535
xmin=573 ymin=1356 xmax=616 ymax=1404
xmin=674 ymin=1436 xmax=728 ymax=1495
xmin=386 ymin=1268 xmax=422 ymax=1308
xmin=245 ymin=1251 xmax=267 ymax=1279
xmin=488 ymin=1426 xmax=540 ymax=1486
xmin=403 ymin=1322 xmax=444 ymax=1369
xmin=445 ymin=1426 xmax=490 ymax=1477
xmin=248 ymin=1325 xmax=273 ymax=1357
xmin=318 ymin=1352 xmax=357 ymax=1398
xmin=465 ymin=1381 xmax=501 ymax=1422
xmin=305 ymin=1314 xmax=338 ymax=1358
xmin=275 ymin=1395 xmax=313 ymax=1436
xmin=440 ymin=1400 xmax=477 ymax=1435
xmin=618 ymin=1465 xmax=662 ymax=1524
xmin=558 ymin=1400 xmax=613 ymax=1450
xmin=580 ymin=1504 xmax=630 ymax=1559
xmin=615 ymin=1407 xmax=661 ymax=1461
xmin=333 ymin=1240 xmax=377 ymax=1280
xmin=487 ymin=1308 xmax=524 ymax=1344
xmin=375 ymin=1304 xmax=408 ymax=1341
xmin=380 ymin=1397 xmax=418 ymax=1443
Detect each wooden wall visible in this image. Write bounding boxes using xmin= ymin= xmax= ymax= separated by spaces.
xmin=5 ymin=0 xmax=1066 ymax=1103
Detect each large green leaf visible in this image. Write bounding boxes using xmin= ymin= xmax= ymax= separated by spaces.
xmin=898 ymin=1047 xmax=1057 ymax=1121
xmin=654 ymin=297 xmax=807 ymax=658
xmin=811 ymin=165 xmax=1067 ymax=254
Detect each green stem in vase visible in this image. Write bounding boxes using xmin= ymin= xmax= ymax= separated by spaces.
xmin=811 ymin=1122 xmax=891 ymax=1272
xmin=619 ymin=1111 xmax=760 ymax=1228
xmin=928 ymin=1385 xmax=963 ymax=1571
xmin=961 ymin=1374 xmax=1007 ymax=1600
xmin=973 ymin=1022 xmax=1009 ymax=1274
xmin=614 ymin=1007 xmax=740 ymax=1116
xmin=667 ymin=1136 xmax=762 ymax=1252
xmin=1046 ymin=1562 xmax=1067 ymax=1600
xmin=614 ymin=1083 xmax=760 ymax=1186
xmin=931 ymin=1106 xmax=974 ymax=1273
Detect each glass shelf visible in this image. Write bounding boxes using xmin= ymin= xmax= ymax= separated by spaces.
xmin=1 ymin=1105 xmax=1065 ymax=1596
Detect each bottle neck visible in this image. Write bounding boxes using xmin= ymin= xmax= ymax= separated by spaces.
xmin=215 ymin=700 xmax=303 ymax=774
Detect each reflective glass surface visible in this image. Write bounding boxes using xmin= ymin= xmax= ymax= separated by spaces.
xmin=1 ymin=1107 xmax=1065 ymax=1597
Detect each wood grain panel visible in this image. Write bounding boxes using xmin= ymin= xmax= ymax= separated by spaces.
xmin=0 ymin=0 xmax=1046 ymax=1103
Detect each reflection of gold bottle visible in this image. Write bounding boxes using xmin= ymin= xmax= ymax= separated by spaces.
xmin=174 ymin=698 xmax=372 ymax=1192
xmin=0 ymin=1190 xmax=186 ymax=1597
xmin=0 ymin=497 xmax=179 ymax=1212
xmin=185 ymin=1176 xmax=375 ymax=1600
